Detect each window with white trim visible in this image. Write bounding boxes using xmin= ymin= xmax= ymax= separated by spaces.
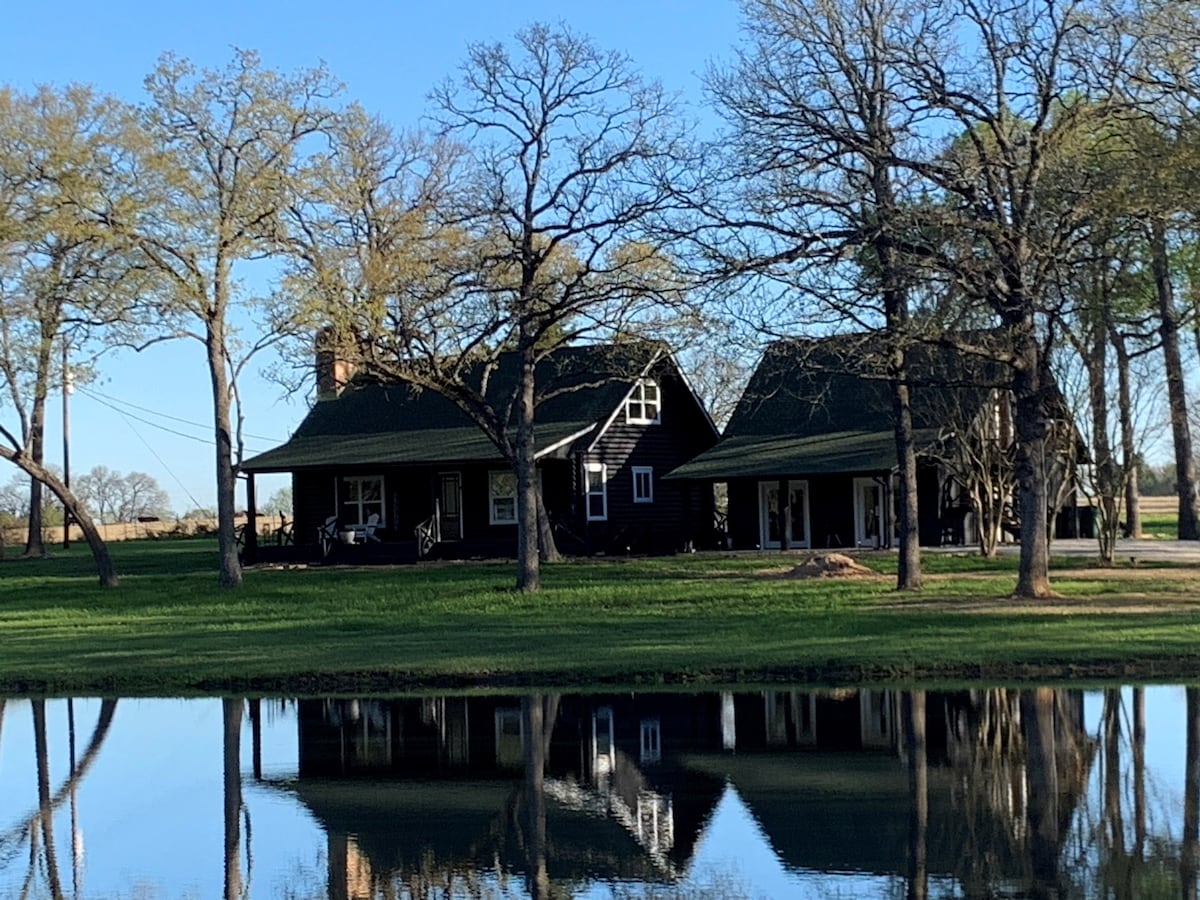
xmin=632 ymin=466 xmax=654 ymax=503
xmin=340 ymin=475 xmax=384 ymax=524
xmin=585 ymin=463 xmax=608 ymax=521
xmin=489 ymin=470 xmax=517 ymax=525
xmin=640 ymin=718 xmax=662 ymax=764
xmin=625 ymin=378 xmax=661 ymax=424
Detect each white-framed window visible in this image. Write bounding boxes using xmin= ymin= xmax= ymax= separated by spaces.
xmin=640 ymin=717 xmax=662 ymax=764
xmin=489 ymin=470 xmax=517 ymax=525
xmin=625 ymin=378 xmax=661 ymax=424
xmin=632 ymin=466 xmax=654 ymax=503
xmin=585 ymin=462 xmax=608 ymax=521
xmin=340 ymin=475 xmax=384 ymax=525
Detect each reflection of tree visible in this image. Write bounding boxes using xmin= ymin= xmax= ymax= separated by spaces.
xmin=1048 ymin=686 xmax=1200 ymax=899
xmin=1133 ymin=687 xmax=1146 ymax=864
xmin=223 ymin=698 xmax=244 ymax=900
xmin=519 ymin=694 xmax=562 ymax=900
xmin=0 ymin=699 xmax=117 ymax=900
xmin=942 ymin=688 xmax=1093 ymax=897
xmin=1022 ymin=688 xmax=1071 ymax=898
xmin=33 ymin=700 xmax=65 ymax=900
xmin=1184 ymin=688 xmax=1199 ymax=900
xmin=904 ymin=691 xmax=927 ymax=900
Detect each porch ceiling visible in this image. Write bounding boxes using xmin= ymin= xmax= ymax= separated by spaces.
xmin=665 ymin=428 xmax=940 ymax=481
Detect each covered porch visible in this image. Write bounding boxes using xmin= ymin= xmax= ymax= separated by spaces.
xmin=241 ymin=459 xmax=578 ymax=565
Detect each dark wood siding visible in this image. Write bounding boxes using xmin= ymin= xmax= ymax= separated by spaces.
xmin=727 ymin=479 xmax=759 ymax=549
xmin=581 ymin=366 xmax=718 ymax=554
xmin=808 ymin=475 xmax=856 ymax=549
xmin=293 ymin=469 xmax=335 ymax=546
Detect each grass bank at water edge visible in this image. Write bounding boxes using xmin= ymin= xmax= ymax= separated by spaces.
xmin=2 ymin=539 xmax=1200 ymax=694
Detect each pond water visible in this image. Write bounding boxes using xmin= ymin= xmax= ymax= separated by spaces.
xmin=0 ymin=686 xmax=1196 ymax=899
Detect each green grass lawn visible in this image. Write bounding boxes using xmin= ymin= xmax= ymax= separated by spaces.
xmin=1141 ymin=513 xmax=1178 ymax=539
xmin=2 ymin=539 xmax=1200 ymax=694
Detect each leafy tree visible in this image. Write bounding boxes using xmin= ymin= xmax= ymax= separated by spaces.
xmin=113 ymin=50 xmax=339 ymax=586
xmin=0 ymin=85 xmax=145 ymax=586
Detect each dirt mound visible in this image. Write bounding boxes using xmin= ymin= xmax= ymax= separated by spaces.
xmin=787 ymin=553 xmax=877 ymax=579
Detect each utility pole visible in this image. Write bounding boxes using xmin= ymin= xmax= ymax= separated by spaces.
xmin=62 ymin=339 xmax=72 ymax=550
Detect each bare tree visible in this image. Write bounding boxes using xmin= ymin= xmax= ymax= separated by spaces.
xmin=891 ymin=0 xmax=1141 ymax=596
xmin=708 ymin=0 xmax=933 ymax=590
xmin=114 ymin=471 xmax=172 ymax=522
xmin=74 ymin=464 xmax=121 ymax=524
xmin=286 ymin=26 xmax=698 ymax=592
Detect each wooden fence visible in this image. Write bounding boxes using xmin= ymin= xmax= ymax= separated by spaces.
xmin=1 ymin=513 xmax=290 ymax=549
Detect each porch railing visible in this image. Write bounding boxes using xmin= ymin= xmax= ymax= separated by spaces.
xmin=414 ymin=515 xmax=437 ymax=559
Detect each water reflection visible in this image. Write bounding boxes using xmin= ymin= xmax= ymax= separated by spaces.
xmin=1 ymin=698 xmax=117 ymax=900
xmin=0 ymin=688 xmax=1197 ymax=898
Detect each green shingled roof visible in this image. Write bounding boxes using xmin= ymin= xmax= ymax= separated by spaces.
xmin=243 ymin=344 xmax=657 ymax=473
xmin=669 ymin=334 xmax=1004 ymax=481
xmin=668 ymin=428 xmax=945 ymax=480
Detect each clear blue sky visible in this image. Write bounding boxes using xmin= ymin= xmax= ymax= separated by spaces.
xmin=1 ymin=1 xmax=741 ymax=514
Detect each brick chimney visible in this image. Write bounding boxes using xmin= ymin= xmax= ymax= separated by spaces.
xmin=315 ymin=326 xmax=357 ymax=401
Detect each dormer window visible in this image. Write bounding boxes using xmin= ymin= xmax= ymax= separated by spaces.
xmin=625 ymin=378 xmax=661 ymax=424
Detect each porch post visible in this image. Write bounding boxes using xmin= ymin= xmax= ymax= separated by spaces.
xmin=244 ymin=473 xmax=258 ymax=563
xmin=778 ymin=478 xmax=791 ymax=552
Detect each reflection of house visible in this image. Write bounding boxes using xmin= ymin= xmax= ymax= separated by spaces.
xmin=284 ymin=694 xmax=729 ymax=896
xmin=669 ymin=334 xmax=1084 ymax=550
xmin=242 ymin=344 xmax=718 ymax=562
xmin=270 ymin=688 xmax=1094 ymax=898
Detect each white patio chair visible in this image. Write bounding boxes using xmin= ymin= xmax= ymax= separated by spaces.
xmin=362 ymin=513 xmax=382 ymax=543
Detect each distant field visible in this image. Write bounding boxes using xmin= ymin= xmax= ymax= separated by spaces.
xmin=1139 ymin=495 xmax=1178 ymax=538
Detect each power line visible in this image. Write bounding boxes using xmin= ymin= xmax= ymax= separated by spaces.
xmin=102 ymin=405 xmax=206 ymax=513
xmin=81 ymin=389 xmax=213 ymax=445
xmin=77 ymin=386 xmax=285 ymax=443
xmin=77 ymin=389 xmax=276 ymax=454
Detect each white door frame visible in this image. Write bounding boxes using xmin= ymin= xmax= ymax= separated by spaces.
xmin=853 ymin=476 xmax=885 ymax=548
xmin=757 ymin=479 xmax=811 ymax=549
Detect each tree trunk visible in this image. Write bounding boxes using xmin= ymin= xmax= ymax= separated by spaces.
xmin=1150 ymin=220 xmax=1199 ymax=540
xmin=26 ymin=475 xmax=46 ymax=557
xmin=206 ymin=322 xmax=243 ymax=587
xmin=893 ymin=366 xmax=922 ymax=589
xmin=873 ymin=113 xmax=920 ymax=589
xmin=535 ymin=487 xmax=560 ymax=563
xmin=1087 ymin=326 xmax=1118 ymax=565
xmin=1110 ymin=327 xmax=1141 ymax=539
xmin=515 ymin=340 xmax=540 ymax=592
xmin=0 ymin=450 xmax=118 ymax=587
xmin=1011 ymin=328 xmax=1053 ymax=598
xmin=25 ymin=381 xmax=49 ymax=560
